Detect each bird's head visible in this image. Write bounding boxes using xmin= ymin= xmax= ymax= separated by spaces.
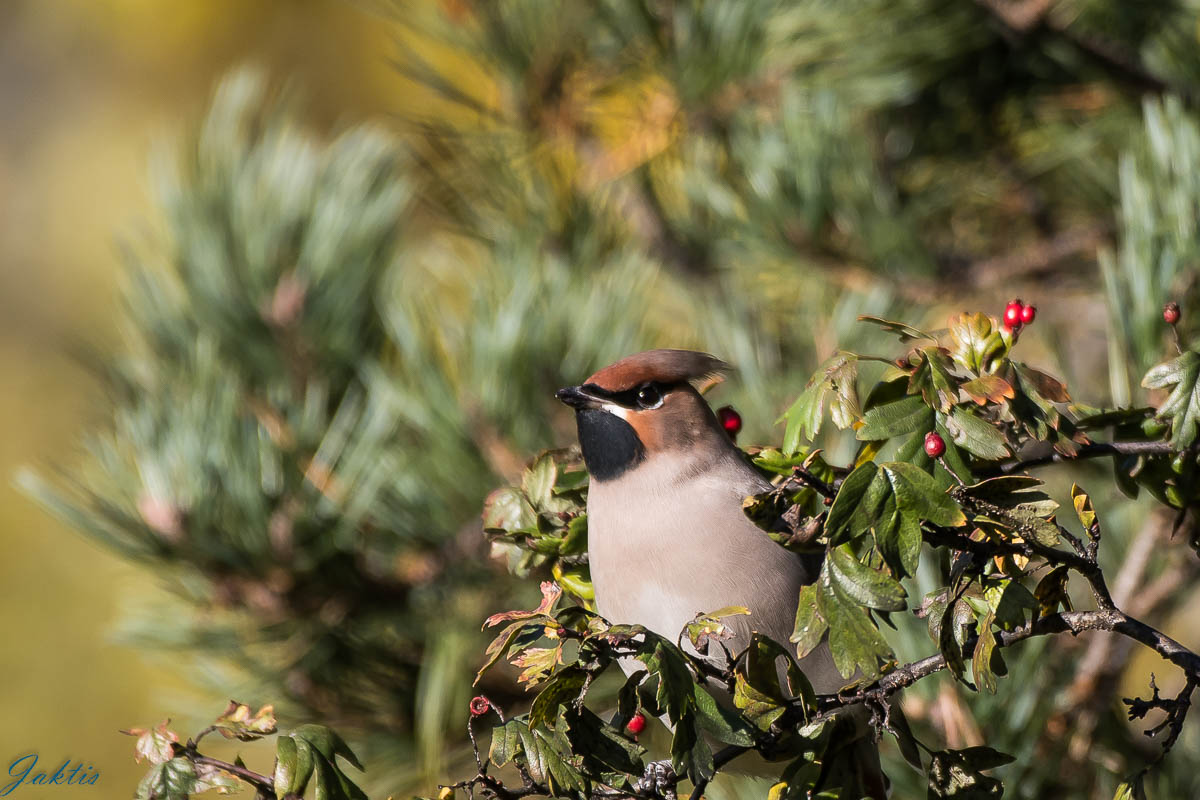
xmin=556 ymin=349 xmax=731 ymax=482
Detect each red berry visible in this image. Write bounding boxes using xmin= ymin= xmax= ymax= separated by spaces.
xmin=716 ymin=406 xmax=742 ymax=438
xmin=1165 ymin=302 xmax=1181 ymax=325
xmin=469 ymin=696 xmax=491 ymax=717
xmin=924 ymin=432 xmax=946 ymax=458
xmin=1003 ymin=300 xmax=1023 ymax=330
xmin=1020 ymin=304 xmax=1036 ymax=324
xmin=626 ymin=713 xmax=647 ymax=735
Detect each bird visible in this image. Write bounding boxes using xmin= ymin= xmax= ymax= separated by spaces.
xmin=556 ymin=348 xmax=887 ymax=799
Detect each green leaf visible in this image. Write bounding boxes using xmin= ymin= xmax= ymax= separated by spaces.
xmin=482 ymin=487 xmax=537 ymax=532
xmin=529 ymin=667 xmax=589 ymax=728
xmin=692 ymin=683 xmax=755 ymax=746
xmin=634 ymin=641 xmax=695 ymax=725
xmin=828 ymin=544 xmax=907 ymax=611
xmin=857 ymin=315 xmax=936 ymax=341
xmin=791 ymin=583 xmax=828 ymax=658
xmin=272 ymin=725 xmax=365 ymax=800
xmin=945 ymin=407 xmax=1010 ymax=460
xmin=736 ymin=634 xmax=815 ymax=729
xmin=825 ymin=461 xmax=879 ymax=542
xmin=781 ymin=353 xmax=860 ymax=452
xmin=947 ymin=312 xmax=1004 ymax=374
xmin=971 ymin=611 xmax=998 ymax=694
xmin=563 ymin=707 xmax=645 ymax=780
xmin=274 ymin=735 xmax=314 ymax=798
xmin=882 ymin=462 xmax=966 ymax=527
xmin=857 ymin=395 xmax=934 ymax=441
xmin=135 ymin=758 xmax=204 ymax=800
xmin=983 ymin=580 xmax=1036 ymax=631
xmin=489 ymin=720 xmax=524 ymax=767
xmin=819 ymin=565 xmax=894 ymax=679
xmin=909 ymin=347 xmax=960 ymax=412
xmin=522 ymin=453 xmax=558 ymax=509
xmin=670 ymin=714 xmax=714 ymax=783
xmin=684 ymin=606 xmax=750 ymax=652
xmin=516 ymin=720 xmax=588 ymax=796
xmin=938 ymin=598 xmax=967 ymax=684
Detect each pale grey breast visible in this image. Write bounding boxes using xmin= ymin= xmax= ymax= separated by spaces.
xmin=586 ymin=448 xmax=843 ymax=693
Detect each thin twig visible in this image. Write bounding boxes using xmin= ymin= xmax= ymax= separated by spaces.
xmin=990 ymin=440 xmax=1173 ymax=476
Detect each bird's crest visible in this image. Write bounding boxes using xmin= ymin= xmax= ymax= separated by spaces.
xmin=585 ymin=349 xmax=728 ymax=392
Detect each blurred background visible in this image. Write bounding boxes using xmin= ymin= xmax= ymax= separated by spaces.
xmin=3 ymin=1 xmax=1200 ymax=798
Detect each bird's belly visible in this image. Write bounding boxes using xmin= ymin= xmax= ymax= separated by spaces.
xmin=588 ymin=497 xmax=801 ymax=648
xmin=586 ymin=477 xmax=845 ymax=694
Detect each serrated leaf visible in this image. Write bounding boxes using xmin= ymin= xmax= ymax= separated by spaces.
xmin=634 ymin=641 xmax=695 ymax=725
xmin=948 ymin=312 xmax=1004 ymax=374
xmin=529 ymin=668 xmax=589 ymax=728
xmin=692 ymin=684 xmax=755 ymax=746
xmin=972 ymin=611 xmax=998 ymax=694
xmin=781 ymin=353 xmax=860 ymax=452
xmin=1014 ymin=363 xmax=1070 ymax=405
xmin=737 ymin=634 xmax=815 ymax=728
xmin=946 ymin=407 xmax=1010 ymax=459
xmin=213 ymin=700 xmax=277 ymax=741
xmin=135 ymin=758 xmax=202 ymax=800
xmin=517 ymin=720 xmax=588 ymax=796
xmin=983 ymin=580 xmax=1036 ymax=630
xmin=563 ymin=707 xmax=645 ymax=779
xmin=828 ymin=544 xmax=907 ymax=611
xmin=684 ymin=606 xmax=750 ymax=651
xmin=825 ymin=461 xmax=879 ymax=542
xmin=960 ymin=375 xmax=1015 ymax=405
xmin=482 ymin=487 xmax=537 ymax=532
xmin=483 ymin=581 xmax=562 ymax=627
xmin=857 ymin=395 xmax=934 ymax=441
xmin=819 ymin=566 xmax=894 ymax=679
xmin=513 ymin=645 xmax=564 ymax=686
xmin=910 ymin=347 xmax=960 ymax=412
xmin=523 ymin=453 xmax=558 ymax=509
xmin=882 ymin=462 xmax=966 ymax=527
xmin=791 ymin=584 xmax=828 ymax=658
xmin=122 ymin=719 xmax=179 ymax=765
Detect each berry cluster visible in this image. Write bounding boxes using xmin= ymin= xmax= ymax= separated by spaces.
xmin=1002 ymin=298 xmax=1036 ymax=333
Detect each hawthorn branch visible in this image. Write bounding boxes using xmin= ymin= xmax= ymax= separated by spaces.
xmin=172 ymin=742 xmax=275 ymax=797
xmin=991 ymin=440 xmax=1173 ymax=475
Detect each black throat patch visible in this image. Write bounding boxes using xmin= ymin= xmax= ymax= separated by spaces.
xmin=575 ymin=408 xmax=646 ymax=482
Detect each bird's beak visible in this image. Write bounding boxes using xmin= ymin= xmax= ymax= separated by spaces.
xmin=555 ymin=385 xmax=601 ymax=409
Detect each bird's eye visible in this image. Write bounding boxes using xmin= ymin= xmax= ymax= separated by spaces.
xmin=635 ymin=383 xmax=664 ymax=410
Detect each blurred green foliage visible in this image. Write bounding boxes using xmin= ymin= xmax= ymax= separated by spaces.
xmin=16 ymin=0 xmax=1200 ymax=798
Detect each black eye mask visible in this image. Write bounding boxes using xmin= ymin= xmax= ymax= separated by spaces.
xmin=579 ymin=380 xmax=684 ymax=410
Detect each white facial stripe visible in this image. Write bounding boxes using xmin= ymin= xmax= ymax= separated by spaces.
xmin=599 ymin=402 xmax=629 ymax=420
